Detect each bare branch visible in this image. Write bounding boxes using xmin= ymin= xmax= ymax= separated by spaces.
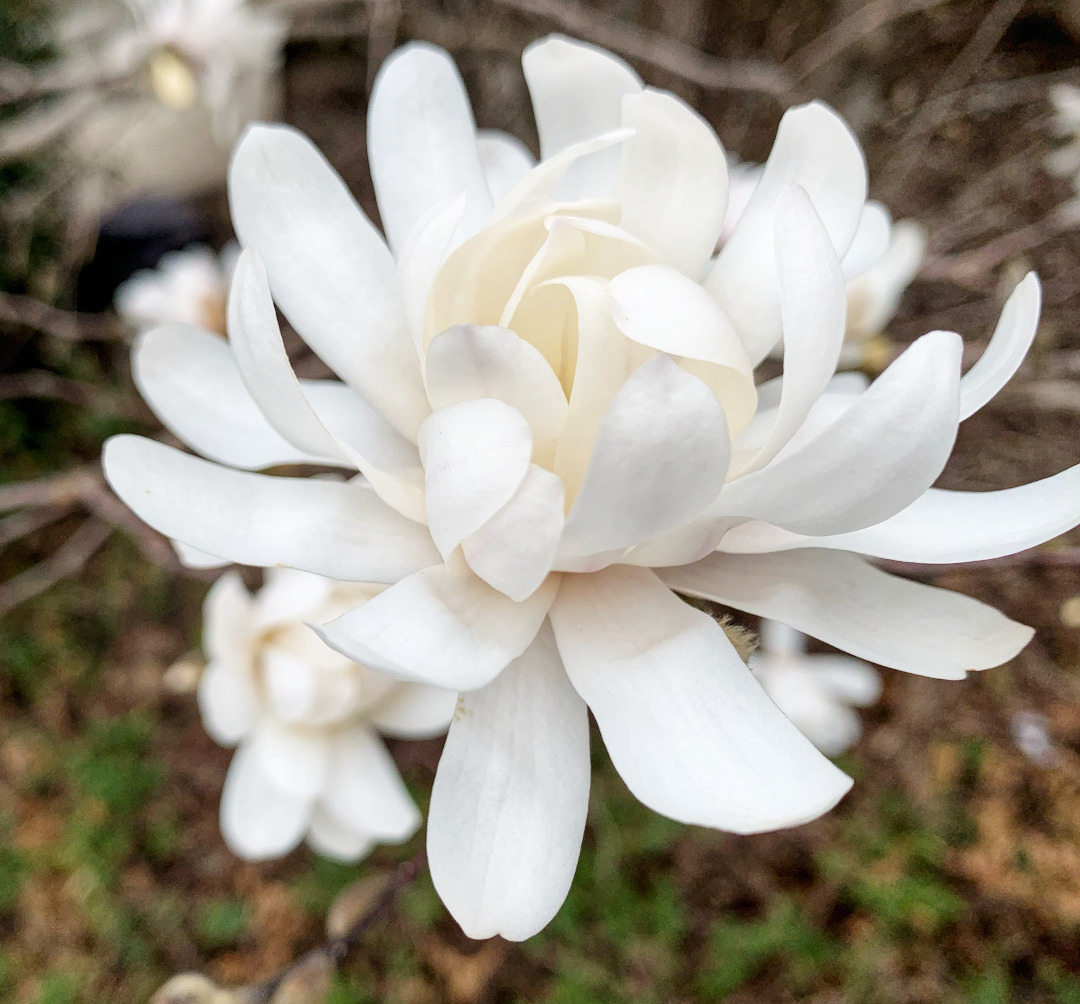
xmin=785 ymin=0 xmax=952 ymax=82
xmin=0 ymin=370 xmax=140 ymax=417
xmin=0 ymin=290 xmax=124 ymax=342
xmin=0 ymin=517 xmax=111 ymax=617
xmin=487 ymin=0 xmax=794 ymax=99
xmin=0 ymin=468 xmax=101 ymax=514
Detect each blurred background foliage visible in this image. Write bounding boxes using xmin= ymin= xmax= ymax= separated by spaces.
xmin=4 ymin=0 xmax=1080 ymax=1001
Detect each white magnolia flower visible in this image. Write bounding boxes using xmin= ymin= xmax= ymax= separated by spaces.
xmin=103 ymin=36 xmax=1076 ymax=940
xmin=115 ymin=244 xmax=236 ymax=335
xmin=61 ymin=0 xmax=285 ymax=198
xmin=725 ymin=159 xmax=926 ymax=367
xmin=200 ymin=567 xmax=458 ymax=862
xmin=751 ymin=620 xmax=880 ymax=757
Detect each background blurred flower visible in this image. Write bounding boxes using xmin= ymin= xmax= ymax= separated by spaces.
xmin=103 ymin=36 xmax=1078 ymax=941
xmin=751 ymin=619 xmax=881 ymax=757
xmin=114 ymin=243 xmax=236 ymax=334
xmin=199 ymin=568 xmax=457 ymax=862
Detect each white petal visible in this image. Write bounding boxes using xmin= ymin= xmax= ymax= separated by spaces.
xmin=229 ymin=248 xmax=426 ymax=522
xmin=615 ymin=89 xmax=728 ymax=278
xmin=202 ymin=569 xmax=255 ymax=665
xmin=840 ymin=201 xmax=891 ymax=280
xmin=398 ymin=192 xmax=467 ymax=349
xmin=173 ymin=540 xmax=229 ymax=569
xmin=220 ymin=741 xmax=312 ymax=861
xmin=663 ymin=549 xmax=1034 ymax=679
xmin=728 ymin=455 xmax=1080 ymax=563
xmin=462 ymin=465 xmax=565 ymax=601
xmin=549 ymin=567 xmax=852 ymax=833
xmin=715 ymin=331 xmax=962 ymax=534
xmin=606 ymin=264 xmax=756 ymax=433
xmin=958 ymin=273 xmax=1041 ymax=421
xmin=812 ymin=657 xmax=882 ymax=706
xmin=103 ymin=436 xmax=440 ymax=581
xmin=733 ymin=185 xmax=846 ymax=476
xmin=477 ymin=129 xmax=535 ymax=205
xmin=260 ymin=647 xmax=320 ymax=724
xmin=522 ymin=34 xmax=642 ymax=200
xmin=249 ymin=719 xmax=332 ymax=798
xmin=845 ymin=219 xmax=927 ymax=341
xmin=228 ymin=248 xmax=346 ymax=461
xmin=706 ymin=102 xmax=867 ymax=364
xmin=307 ymin=807 xmax=375 ymax=862
xmin=253 ymin=568 xmax=335 ymax=629
xmin=229 ymin=124 xmax=428 ymax=439
xmin=198 ymin=658 xmax=260 ymax=746
xmin=313 ymin=560 xmax=558 ymax=691
xmin=367 ymin=42 xmax=492 ymax=256
xmin=132 ymin=324 xmax=327 ymax=470
xmin=428 ymin=622 xmax=589 ymax=941
xmin=560 ymin=355 xmax=730 ymax=558
xmin=418 ymin=399 xmax=533 ymax=557
xmin=320 ymin=726 xmax=420 ymax=843
xmin=369 ymin=683 xmax=458 ymax=738
xmin=424 ymin=325 xmax=568 ymax=451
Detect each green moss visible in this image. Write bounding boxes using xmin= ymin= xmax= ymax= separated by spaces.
xmin=195 ymin=898 xmax=251 ymax=951
xmin=67 ymin=714 xmax=163 ymax=818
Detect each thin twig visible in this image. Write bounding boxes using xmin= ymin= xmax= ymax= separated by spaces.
xmin=247 ymin=850 xmax=428 ymax=1004
xmin=488 ymin=0 xmax=795 ymax=99
xmin=0 ymin=505 xmax=73 ymax=548
xmin=0 ymin=517 xmax=111 ymax=617
xmin=785 ymin=0 xmax=951 ymax=82
xmin=0 ymin=290 xmax=123 ymax=342
xmin=0 ymin=468 xmax=101 ymax=514
xmin=0 ymin=370 xmax=140 ymax=417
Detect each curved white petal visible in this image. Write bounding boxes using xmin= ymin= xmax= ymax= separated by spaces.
xmin=477 ymin=129 xmax=535 ymax=205
xmin=616 ymin=88 xmax=728 ymax=278
xmin=428 ymin=622 xmax=589 ymax=941
xmin=606 ymin=264 xmax=756 ymax=433
xmin=249 ymin=719 xmax=331 ymax=798
xmin=549 ymin=567 xmax=852 ymax=833
xmin=307 ymin=807 xmax=375 ymax=862
xmin=202 ymin=569 xmax=254 ymax=664
xmin=561 ymin=355 xmax=730 ymax=558
xmin=706 ymin=101 xmax=867 ymax=364
xmin=721 ymin=457 xmax=1080 ymax=563
xmin=958 ymin=273 xmax=1041 ymax=421
xmin=313 ymin=560 xmax=559 ymax=691
xmin=845 ymin=219 xmax=927 ymax=342
xmin=254 ymin=567 xmax=335 ymax=630
xmin=369 ymin=683 xmax=458 ymax=739
xmin=462 ymin=464 xmax=565 ymax=601
xmin=229 ymin=124 xmax=428 ymax=438
xmin=320 ymin=726 xmax=420 ymax=843
xmin=220 ymin=741 xmax=312 ymax=861
xmin=229 ymin=248 xmax=347 ymax=461
xmin=424 ymin=325 xmax=568 ymax=450
xmin=662 ymin=549 xmax=1034 ymax=680
xmin=368 ymin=42 xmax=492 ymax=256
xmin=812 ymin=657 xmax=883 ymax=706
xmin=132 ymin=324 xmax=329 ymax=470
xmin=229 ymin=248 xmax=426 ymax=522
xmin=840 ymin=201 xmax=891 ymax=280
xmin=522 ymin=34 xmax=641 ymax=199
xmin=398 ymin=192 xmax=467 ymax=350
xmin=733 ymin=185 xmax=846 ymax=476
xmin=103 ymin=436 xmax=440 ymax=581
xmin=715 ymin=330 xmax=962 ymax=535
xmin=173 ymin=539 xmax=230 ymax=569
xmin=418 ymin=399 xmax=534 ymax=557
xmin=198 ymin=658 xmax=260 ymax=746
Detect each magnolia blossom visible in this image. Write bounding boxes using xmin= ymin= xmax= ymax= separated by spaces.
xmin=61 ymin=0 xmax=285 ymax=198
xmin=115 ymin=244 xmax=236 ymax=334
xmin=104 ymin=36 xmax=1079 ymax=940
xmin=751 ymin=620 xmax=880 ymax=757
xmin=200 ymin=567 xmax=457 ymax=861
xmin=725 ymin=160 xmax=926 ymax=367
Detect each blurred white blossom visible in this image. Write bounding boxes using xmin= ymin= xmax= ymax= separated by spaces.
xmin=725 ymin=160 xmax=926 ymax=368
xmin=105 ymin=36 xmax=1073 ymax=940
xmin=1047 ymin=83 xmax=1080 ymax=186
xmin=115 ymin=244 xmax=236 ymax=334
xmin=200 ymin=568 xmax=457 ymax=862
xmin=752 ymin=620 xmax=881 ymax=757
xmin=1010 ymin=710 xmax=1057 ymax=767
